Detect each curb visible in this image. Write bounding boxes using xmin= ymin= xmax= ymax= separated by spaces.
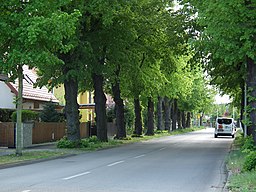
xmin=0 ymin=154 xmax=76 ymax=170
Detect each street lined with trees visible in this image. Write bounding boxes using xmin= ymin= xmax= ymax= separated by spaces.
xmin=1 ymin=0 xmax=255 ymax=152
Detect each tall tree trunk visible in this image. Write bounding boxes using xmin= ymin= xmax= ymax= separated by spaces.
xmin=240 ymin=81 xmax=245 ymax=131
xmin=186 ymin=112 xmax=191 ymax=128
xmin=164 ymin=97 xmax=171 ymax=131
xmin=134 ymin=97 xmax=143 ymax=136
xmin=146 ymin=97 xmax=154 ymax=135
xmin=16 ymin=65 xmax=23 ymax=156
xmin=199 ymin=112 xmax=204 ymax=127
xmin=177 ymin=109 xmax=182 ymax=129
xmin=172 ymin=99 xmax=178 ymax=131
xmin=64 ymin=78 xmax=80 ymax=142
xmin=157 ymin=96 xmax=164 ymax=130
xmin=182 ymin=111 xmax=186 ymax=129
xmin=93 ymin=73 xmax=107 ymax=142
xmin=246 ymin=57 xmax=256 ymax=144
xmin=112 ymin=81 xmax=126 ymax=139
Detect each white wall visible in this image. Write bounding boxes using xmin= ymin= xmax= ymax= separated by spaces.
xmin=0 ymin=82 xmax=16 ymax=109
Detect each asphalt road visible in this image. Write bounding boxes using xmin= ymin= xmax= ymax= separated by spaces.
xmin=0 ymin=128 xmax=233 ymax=192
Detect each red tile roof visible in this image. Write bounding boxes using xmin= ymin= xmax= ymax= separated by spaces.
xmin=8 ymin=65 xmax=59 ymax=103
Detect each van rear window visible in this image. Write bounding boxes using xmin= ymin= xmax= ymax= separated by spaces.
xmin=217 ymin=119 xmax=232 ymax=124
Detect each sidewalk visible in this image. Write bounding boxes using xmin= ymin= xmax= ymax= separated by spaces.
xmin=0 ymin=142 xmax=58 ymax=156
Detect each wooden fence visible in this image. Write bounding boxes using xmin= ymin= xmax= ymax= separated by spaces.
xmin=0 ymin=122 xmax=115 ymax=148
xmin=0 ymin=122 xmax=15 ymax=148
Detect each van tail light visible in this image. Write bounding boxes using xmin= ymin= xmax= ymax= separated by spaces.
xmin=218 ymin=124 xmax=223 ymax=129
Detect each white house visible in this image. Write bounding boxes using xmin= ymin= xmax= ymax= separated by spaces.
xmin=0 ymin=65 xmax=58 ymax=110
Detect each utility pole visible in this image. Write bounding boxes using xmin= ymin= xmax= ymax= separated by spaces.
xmin=16 ymin=65 xmax=23 ymax=156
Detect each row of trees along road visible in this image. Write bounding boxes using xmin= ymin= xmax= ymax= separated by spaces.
xmin=180 ymin=0 xmax=256 ymax=145
xmin=0 ymin=0 xmax=215 ymax=155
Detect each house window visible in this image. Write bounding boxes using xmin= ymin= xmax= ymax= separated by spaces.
xmin=34 ymin=102 xmax=39 ymax=109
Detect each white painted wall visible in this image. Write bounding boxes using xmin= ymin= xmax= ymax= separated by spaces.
xmin=22 ymin=102 xmax=34 ymax=110
xmin=0 ymin=82 xmax=16 ymax=109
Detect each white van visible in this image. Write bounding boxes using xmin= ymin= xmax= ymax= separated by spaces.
xmin=214 ymin=117 xmax=235 ymax=138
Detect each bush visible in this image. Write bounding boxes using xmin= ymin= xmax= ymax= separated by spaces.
xmin=40 ymin=103 xmax=60 ymax=122
xmin=57 ymin=136 xmax=101 ymax=149
xmin=11 ymin=110 xmax=39 ymax=122
xmin=57 ymin=137 xmax=81 ymax=148
xmin=243 ymin=151 xmax=256 ymax=172
xmin=80 ymin=136 xmax=101 ymax=148
xmin=241 ymin=135 xmax=255 ymax=153
xmin=0 ymin=109 xmax=15 ymax=122
xmin=106 ymin=107 xmax=115 ymax=122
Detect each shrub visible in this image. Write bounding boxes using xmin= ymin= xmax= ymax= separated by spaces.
xmin=11 ymin=110 xmax=39 ymax=122
xmin=0 ymin=109 xmax=15 ymax=122
xmin=40 ymin=103 xmax=60 ymax=122
xmin=241 ymin=135 xmax=255 ymax=153
xmin=106 ymin=107 xmax=115 ymax=122
xmin=243 ymin=151 xmax=256 ymax=172
xmin=57 ymin=137 xmax=81 ymax=148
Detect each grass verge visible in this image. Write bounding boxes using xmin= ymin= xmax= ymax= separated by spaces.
xmin=57 ymin=126 xmax=205 ymax=150
xmin=226 ymin=132 xmax=256 ymax=192
xmin=0 ymin=151 xmax=68 ymax=166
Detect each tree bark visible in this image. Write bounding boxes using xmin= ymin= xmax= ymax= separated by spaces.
xmin=164 ymin=97 xmax=171 ymax=131
xmin=246 ymin=57 xmax=256 ymax=144
xmin=64 ymin=77 xmax=80 ymax=142
xmin=182 ymin=110 xmax=186 ymax=129
xmin=112 ymin=81 xmax=126 ymax=139
xmin=177 ymin=109 xmax=182 ymax=129
xmin=199 ymin=112 xmax=204 ymax=127
xmin=146 ymin=97 xmax=154 ymax=135
xmin=172 ymin=99 xmax=178 ymax=131
xmin=93 ymin=73 xmax=108 ymax=142
xmin=186 ymin=112 xmax=191 ymax=128
xmin=157 ymin=96 xmax=164 ymax=130
xmin=134 ymin=97 xmax=143 ymax=136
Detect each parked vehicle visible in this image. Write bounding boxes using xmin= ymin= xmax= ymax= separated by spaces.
xmin=214 ymin=117 xmax=235 ymax=138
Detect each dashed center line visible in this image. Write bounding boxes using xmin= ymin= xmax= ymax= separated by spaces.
xmin=107 ymin=161 xmax=124 ymax=167
xmin=62 ymin=171 xmax=91 ymax=180
xmin=159 ymin=147 xmax=167 ymax=151
xmin=133 ymin=154 xmax=146 ymax=159
xmin=22 ymin=190 xmax=31 ymax=192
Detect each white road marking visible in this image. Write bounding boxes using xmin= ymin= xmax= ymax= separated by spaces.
xmin=133 ymin=154 xmax=146 ymax=159
xmin=62 ymin=171 xmax=91 ymax=180
xmin=159 ymin=147 xmax=166 ymax=151
xmin=107 ymin=161 xmax=124 ymax=167
xmin=22 ymin=190 xmax=31 ymax=192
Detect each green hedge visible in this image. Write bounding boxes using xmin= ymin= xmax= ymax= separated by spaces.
xmin=0 ymin=109 xmax=15 ymax=122
xmin=11 ymin=110 xmax=39 ymax=122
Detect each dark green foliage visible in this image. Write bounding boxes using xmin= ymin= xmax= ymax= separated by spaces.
xmin=124 ymin=105 xmax=134 ymax=129
xmin=241 ymin=135 xmax=255 ymax=153
xmin=39 ymin=103 xmax=60 ymax=122
xmin=57 ymin=136 xmax=81 ymax=148
xmin=57 ymin=136 xmax=101 ymax=149
xmin=243 ymin=151 xmax=256 ymax=172
xmin=0 ymin=109 xmax=15 ymax=122
xmin=106 ymin=107 xmax=115 ymax=122
xmin=11 ymin=110 xmax=38 ymax=122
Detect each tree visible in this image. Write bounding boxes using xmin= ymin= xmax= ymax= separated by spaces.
xmin=182 ymin=0 xmax=256 ymax=144
xmin=40 ymin=103 xmax=60 ymax=122
xmin=0 ymin=1 xmax=80 ymax=154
